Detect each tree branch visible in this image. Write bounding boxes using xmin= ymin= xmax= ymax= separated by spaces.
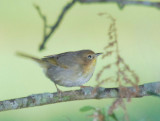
xmin=79 ymin=0 xmax=160 ymax=9
xmin=0 ymin=81 xmax=160 ymax=112
xmin=35 ymin=0 xmax=160 ymax=51
xmin=35 ymin=0 xmax=77 ymax=51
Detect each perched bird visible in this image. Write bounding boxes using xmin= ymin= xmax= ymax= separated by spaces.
xmin=17 ymin=50 xmax=102 ymax=92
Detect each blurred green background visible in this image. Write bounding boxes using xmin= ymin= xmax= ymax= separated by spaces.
xmin=0 ymin=0 xmax=160 ymax=121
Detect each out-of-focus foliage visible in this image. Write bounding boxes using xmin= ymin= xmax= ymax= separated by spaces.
xmin=80 ymin=106 xmax=118 ymax=121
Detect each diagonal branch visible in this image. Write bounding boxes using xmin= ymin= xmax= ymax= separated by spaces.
xmin=35 ymin=0 xmax=160 ymax=51
xmin=0 ymin=81 xmax=160 ymax=112
xmin=34 ymin=5 xmax=47 ymax=42
xmin=35 ymin=0 xmax=77 ymax=51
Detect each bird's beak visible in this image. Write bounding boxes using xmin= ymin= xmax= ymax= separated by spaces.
xmin=95 ymin=53 xmax=103 ymax=57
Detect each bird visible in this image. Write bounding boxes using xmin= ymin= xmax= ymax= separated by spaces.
xmin=17 ymin=50 xmax=102 ymax=92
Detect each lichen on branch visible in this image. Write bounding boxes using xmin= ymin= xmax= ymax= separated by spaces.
xmin=0 ymin=82 xmax=160 ymax=112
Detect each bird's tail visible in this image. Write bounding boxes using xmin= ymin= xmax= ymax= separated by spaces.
xmin=16 ymin=52 xmax=44 ymax=65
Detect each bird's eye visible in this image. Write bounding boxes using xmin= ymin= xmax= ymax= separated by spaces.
xmin=88 ymin=55 xmax=92 ymax=59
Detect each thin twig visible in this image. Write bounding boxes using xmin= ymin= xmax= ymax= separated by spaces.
xmin=0 ymin=81 xmax=160 ymax=112
xmin=35 ymin=0 xmax=77 ymax=51
xmin=35 ymin=0 xmax=160 ymax=51
xmin=34 ymin=5 xmax=47 ymax=42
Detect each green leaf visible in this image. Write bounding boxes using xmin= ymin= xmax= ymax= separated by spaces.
xmin=101 ymin=108 xmax=106 ymax=116
xmin=80 ymin=106 xmax=95 ymax=112
xmin=147 ymin=91 xmax=160 ymax=97
xmin=109 ymin=113 xmax=118 ymax=121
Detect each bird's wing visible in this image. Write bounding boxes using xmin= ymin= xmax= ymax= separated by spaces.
xmin=42 ymin=52 xmax=74 ymax=69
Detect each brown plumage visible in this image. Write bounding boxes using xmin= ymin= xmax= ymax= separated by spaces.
xmin=17 ymin=50 xmax=102 ymax=92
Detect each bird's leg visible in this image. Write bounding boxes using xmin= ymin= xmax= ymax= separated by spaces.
xmin=80 ymin=85 xmax=91 ymax=89
xmin=54 ymin=83 xmax=62 ymax=94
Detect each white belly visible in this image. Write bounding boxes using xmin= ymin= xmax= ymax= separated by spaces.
xmin=58 ymin=71 xmax=93 ymax=87
xmin=45 ymin=66 xmax=94 ymax=87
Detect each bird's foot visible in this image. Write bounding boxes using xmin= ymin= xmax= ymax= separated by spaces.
xmin=57 ymin=88 xmax=63 ymax=94
xmin=54 ymin=84 xmax=63 ymax=97
xmin=80 ymin=85 xmax=91 ymax=89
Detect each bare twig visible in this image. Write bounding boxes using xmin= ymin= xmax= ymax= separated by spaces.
xmin=0 ymin=81 xmax=160 ymax=112
xmin=35 ymin=0 xmax=77 ymax=51
xmin=35 ymin=0 xmax=160 ymax=51
xmin=34 ymin=5 xmax=47 ymax=43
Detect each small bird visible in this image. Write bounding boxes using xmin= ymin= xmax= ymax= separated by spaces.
xmin=17 ymin=50 xmax=102 ymax=92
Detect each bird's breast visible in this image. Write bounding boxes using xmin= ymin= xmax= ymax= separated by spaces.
xmin=45 ymin=60 xmax=96 ymax=87
xmin=83 ymin=59 xmax=96 ymax=74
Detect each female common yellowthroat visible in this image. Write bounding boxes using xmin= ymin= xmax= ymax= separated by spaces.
xmin=17 ymin=50 xmax=102 ymax=92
